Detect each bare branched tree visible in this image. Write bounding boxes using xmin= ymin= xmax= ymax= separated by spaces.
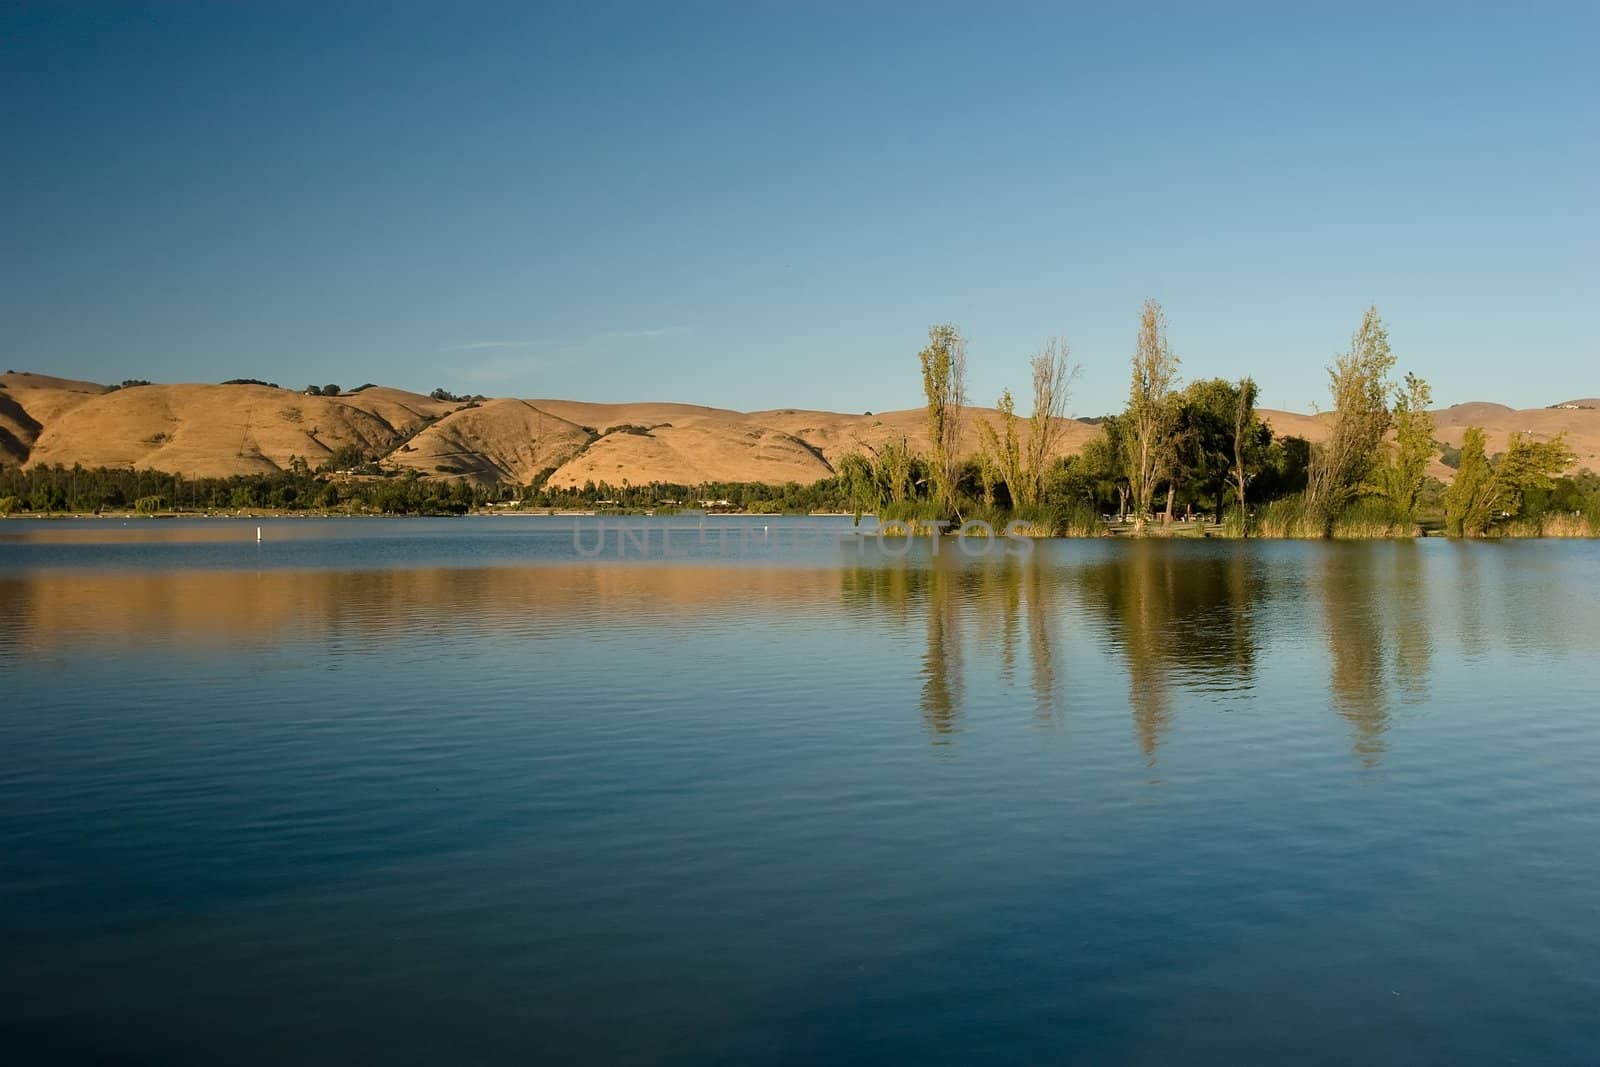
xmin=1232 ymin=376 xmax=1259 ymax=523
xmin=1023 ymin=337 xmax=1080 ymax=509
xmin=979 ymin=337 xmax=1079 ymax=513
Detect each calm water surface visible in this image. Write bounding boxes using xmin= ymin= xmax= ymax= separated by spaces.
xmin=2 ymin=517 xmax=1598 ymax=1064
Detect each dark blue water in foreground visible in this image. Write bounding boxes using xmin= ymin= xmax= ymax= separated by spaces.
xmin=2 ymin=517 xmax=1598 ymax=1064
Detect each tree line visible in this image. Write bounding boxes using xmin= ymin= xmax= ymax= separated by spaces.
xmin=5 ymin=306 xmax=1597 ymax=536
xmin=835 ymin=302 xmax=1597 ymax=538
xmin=0 ymin=460 xmax=859 ymax=517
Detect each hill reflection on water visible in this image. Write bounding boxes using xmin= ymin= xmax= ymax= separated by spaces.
xmin=4 ymin=527 xmax=1600 ymax=1062
xmin=5 ymin=534 xmax=1596 ymax=769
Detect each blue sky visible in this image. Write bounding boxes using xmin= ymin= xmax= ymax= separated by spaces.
xmin=2 ymin=1 xmax=1595 ymax=415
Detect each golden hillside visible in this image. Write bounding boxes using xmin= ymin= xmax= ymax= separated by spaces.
xmin=0 ymin=372 xmax=109 ymax=466
xmin=9 ymin=375 xmax=456 ymax=477
xmin=387 ymin=399 xmax=594 ymax=484
xmin=2 ymin=371 xmax=1595 ymax=487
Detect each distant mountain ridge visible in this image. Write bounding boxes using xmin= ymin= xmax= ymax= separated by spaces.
xmin=2 ymin=371 xmax=1595 ymax=486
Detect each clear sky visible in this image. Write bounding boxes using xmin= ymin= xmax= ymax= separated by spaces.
xmin=3 ymin=1 xmax=1595 ymax=416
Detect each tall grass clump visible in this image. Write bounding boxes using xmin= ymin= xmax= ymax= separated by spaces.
xmin=1509 ymin=512 xmax=1597 ymax=538
xmin=995 ymin=503 xmax=1059 ymax=539
xmin=880 ymin=499 xmax=947 ymax=525
xmin=1056 ymin=501 xmax=1107 ymax=538
xmin=966 ymin=503 xmax=1015 ymax=535
xmin=1221 ymin=506 xmax=1248 ymax=539
xmin=1255 ymin=495 xmax=1320 ymax=538
xmin=1330 ymin=498 xmax=1418 ymax=539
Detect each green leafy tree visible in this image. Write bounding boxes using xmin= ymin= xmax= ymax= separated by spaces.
xmin=1375 ymin=372 xmax=1434 ymax=525
xmin=1444 ymin=428 xmax=1496 ymax=537
xmin=1078 ymin=416 xmax=1132 ymax=520
xmin=837 ymin=452 xmax=880 ymax=525
xmin=1307 ymin=307 xmax=1396 ymax=531
xmin=977 ymin=389 xmax=1023 ymax=509
xmin=30 ymin=483 xmax=65 ymax=512
xmin=1174 ymin=378 xmax=1256 ymax=522
xmin=877 ymin=436 xmax=913 ymax=505
xmin=974 ymin=437 xmax=998 ymax=509
xmin=1444 ymin=428 xmax=1573 ymax=536
xmin=1495 ymin=432 xmax=1575 ymax=516
xmin=918 ymin=324 xmax=967 ymax=517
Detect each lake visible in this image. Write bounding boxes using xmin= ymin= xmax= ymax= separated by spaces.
xmin=2 ymin=517 xmax=1598 ymax=1064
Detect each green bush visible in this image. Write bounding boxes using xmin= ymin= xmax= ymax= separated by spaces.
xmin=0 ymin=495 xmax=18 ymax=516
xmin=134 ymin=495 xmax=166 ymax=514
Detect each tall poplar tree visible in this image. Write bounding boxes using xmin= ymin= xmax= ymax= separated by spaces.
xmin=919 ymin=324 xmax=967 ymax=517
xmin=1125 ymin=300 xmax=1181 ymax=533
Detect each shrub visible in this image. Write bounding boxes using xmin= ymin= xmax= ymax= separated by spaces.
xmin=134 ymin=495 xmax=165 ymax=514
xmin=318 ymin=444 xmax=371 ymax=472
xmin=0 ymin=495 xmax=18 ymax=516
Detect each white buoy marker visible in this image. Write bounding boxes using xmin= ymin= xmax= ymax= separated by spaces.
xmin=256 ymin=526 xmax=262 ymax=543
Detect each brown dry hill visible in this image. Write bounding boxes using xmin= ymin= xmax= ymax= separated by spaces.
xmin=1260 ymin=404 xmax=1600 ymax=481
xmin=5 ymin=371 xmax=1596 ymax=486
xmin=388 ymin=399 xmax=594 ymax=484
xmin=18 ymin=381 xmax=457 ymax=477
xmin=1 ymin=372 xmax=110 ymax=465
xmin=533 ymin=401 xmax=1101 ymax=488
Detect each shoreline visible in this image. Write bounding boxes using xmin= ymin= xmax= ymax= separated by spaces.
xmin=2 ymin=510 xmax=1593 ymax=540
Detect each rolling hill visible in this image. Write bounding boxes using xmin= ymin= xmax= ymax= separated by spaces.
xmin=2 ymin=371 xmax=1595 ymax=488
